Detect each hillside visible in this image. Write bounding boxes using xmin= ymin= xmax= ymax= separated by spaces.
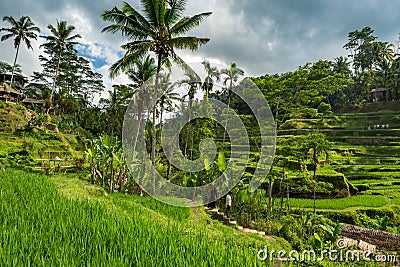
xmin=280 ymin=111 xmax=400 ymax=193
xmin=277 ymin=110 xmax=400 ymax=227
xmin=0 ymin=101 xmax=85 ymax=171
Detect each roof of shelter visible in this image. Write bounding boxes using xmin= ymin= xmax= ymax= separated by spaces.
xmin=0 ymin=83 xmax=21 ymax=95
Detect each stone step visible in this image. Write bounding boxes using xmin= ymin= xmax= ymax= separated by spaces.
xmin=243 ymin=228 xmax=258 ymax=234
xmin=257 ymin=231 xmax=266 ymax=236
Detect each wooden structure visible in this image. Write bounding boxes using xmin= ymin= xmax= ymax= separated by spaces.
xmin=22 ymin=98 xmax=46 ymax=108
xmin=0 ymin=83 xmax=21 ymax=102
xmin=0 ymin=73 xmax=27 ymax=89
xmin=341 ymin=223 xmax=400 ymax=251
xmin=35 ymin=156 xmax=74 ymax=174
xmin=0 ymin=73 xmax=27 ymax=103
xmin=371 ymin=88 xmax=389 ymax=102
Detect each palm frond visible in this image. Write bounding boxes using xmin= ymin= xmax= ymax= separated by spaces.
xmin=1 ymin=33 xmax=15 ymax=42
xmin=173 ymin=54 xmax=201 ymax=83
xmin=141 ymin=0 xmax=166 ymax=28
xmin=110 ymin=49 xmax=150 ymax=79
xmin=170 ymin=12 xmax=212 ymax=36
xmin=121 ymin=1 xmax=153 ymax=31
xmin=169 ymin=36 xmax=209 ymax=51
xmin=102 ymin=6 xmax=152 ymax=40
xmin=121 ymin=40 xmax=154 ymax=53
xmin=2 ymin=16 xmax=17 ymax=26
xmin=165 ymin=0 xmax=186 ymax=25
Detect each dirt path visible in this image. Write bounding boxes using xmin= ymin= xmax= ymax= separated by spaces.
xmin=186 ymin=200 xmax=200 ymax=223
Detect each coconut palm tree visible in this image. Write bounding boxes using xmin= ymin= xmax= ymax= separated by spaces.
xmin=177 ymin=67 xmax=201 ymax=159
xmin=304 ymin=132 xmax=330 ymax=214
xmin=102 ymin=0 xmax=212 ymax=194
xmin=1 ymin=15 xmax=40 ymax=85
xmin=332 ymin=56 xmax=351 ymax=78
xmin=40 ymin=20 xmax=81 ymax=106
xmin=157 ymin=73 xmax=181 ymax=131
xmin=201 ymin=60 xmax=219 ymax=99
xmin=180 ymin=70 xmax=201 ymax=110
xmin=220 ymin=62 xmax=244 ymax=149
xmin=126 ymin=56 xmax=158 ymax=88
xmin=220 ymin=62 xmax=244 ymax=107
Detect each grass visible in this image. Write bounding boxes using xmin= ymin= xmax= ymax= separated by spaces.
xmin=0 ymin=169 xmax=288 ymax=266
xmin=288 ymin=195 xmax=389 ymax=210
xmin=351 ymin=179 xmax=400 ymax=185
xmin=392 ymin=198 xmax=400 ymax=206
xmin=369 ymin=185 xmax=400 ymax=191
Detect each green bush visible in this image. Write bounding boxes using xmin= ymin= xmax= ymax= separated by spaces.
xmin=0 ymin=100 xmax=6 ymax=109
xmin=318 ymin=102 xmax=332 ymax=114
xmin=279 ymin=215 xmax=304 ymax=250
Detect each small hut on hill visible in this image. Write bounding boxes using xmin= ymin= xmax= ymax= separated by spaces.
xmin=0 ymin=73 xmax=27 ymax=103
xmin=371 ymin=88 xmax=389 ymax=102
xmin=22 ymin=98 xmax=46 ymax=108
xmin=0 ymin=73 xmax=27 ymax=89
xmin=0 ymin=83 xmax=21 ymax=102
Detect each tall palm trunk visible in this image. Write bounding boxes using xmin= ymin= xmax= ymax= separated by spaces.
xmin=267 ymin=175 xmax=273 ymax=213
xmin=133 ymin=100 xmax=143 ymax=151
xmin=313 ymin=165 xmax=317 ymax=214
xmin=10 ymin=43 xmax=20 ymax=86
xmin=222 ymin=81 xmax=233 ymax=150
xmin=48 ymin=51 xmax=62 ymax=110
xmin=151 ymin=54 xmax=162 ymax=195
xmin=183 ymin=93 xmax=194 ymax=158
xmin=159 ymin=105 xmax=164 ymax=132
xmin=110 ymin=158 xmax=114 ymax=193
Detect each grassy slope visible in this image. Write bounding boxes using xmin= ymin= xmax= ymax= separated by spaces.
xmin=0 ymin=169 xmax=289 ymax=266
xmin=0 ymin=102 xmax=84 ymax=169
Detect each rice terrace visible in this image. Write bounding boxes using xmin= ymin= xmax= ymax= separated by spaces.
xmin=0 ymin=0 xmax=400 ymax=266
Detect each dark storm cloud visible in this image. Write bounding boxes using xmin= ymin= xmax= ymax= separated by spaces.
xmin=190 ymin=0 xmax=400 ymax=75
xmin=1 ymin=0 xmax=400 ymax=78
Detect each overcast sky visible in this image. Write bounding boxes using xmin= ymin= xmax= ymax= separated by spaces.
xmin=1 ymin=0 xmax=400 ymax=93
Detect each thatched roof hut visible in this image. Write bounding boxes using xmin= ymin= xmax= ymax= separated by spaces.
xmin=22 ymin=98 xmax=46 ymax=105
xmin=0 ymin=83 xmax=21 ymax=102
xmin=371 ymin=87 xmax=389 ymax=102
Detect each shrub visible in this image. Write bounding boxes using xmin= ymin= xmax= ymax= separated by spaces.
xmin=318 ymin=102 xmax=332 ymax=115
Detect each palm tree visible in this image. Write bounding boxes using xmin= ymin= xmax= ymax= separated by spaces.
xmin=220 ymin=62 xmax=244 ymax=107
xmin=220 ymin=62 xmax=244 ymax=149
xmin=201 ymin=60 xmax=219 ymax=99
xmin=126 ymin=56 xmax=158 ymax=88
xmin=332 ymin=56 xmax=351 ymax=78
xmin=40 ymin=20 xmax=81 ymax=106
xmin=126 ymin=56 xmax=157 ymax=151
xmin=1 ymin=16 xmax=40 ymax=86
xmin=177 ymin=68 xmax=201 ymax=159
xmin=157 ymin=73 xmax=181 ymax=131
xmin=100 ymin=87 xmax=122 ymax=136
xmin=102 ymin=0 xmax=212 ymax=194
xmin=304 ymin=132 xmax=330 ymax=214
xmin=179 ymin=67 xmax=201 ymax=110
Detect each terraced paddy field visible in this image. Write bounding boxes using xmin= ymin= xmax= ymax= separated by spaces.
xmin=278 ymin=111 xmax=400 ymax=224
